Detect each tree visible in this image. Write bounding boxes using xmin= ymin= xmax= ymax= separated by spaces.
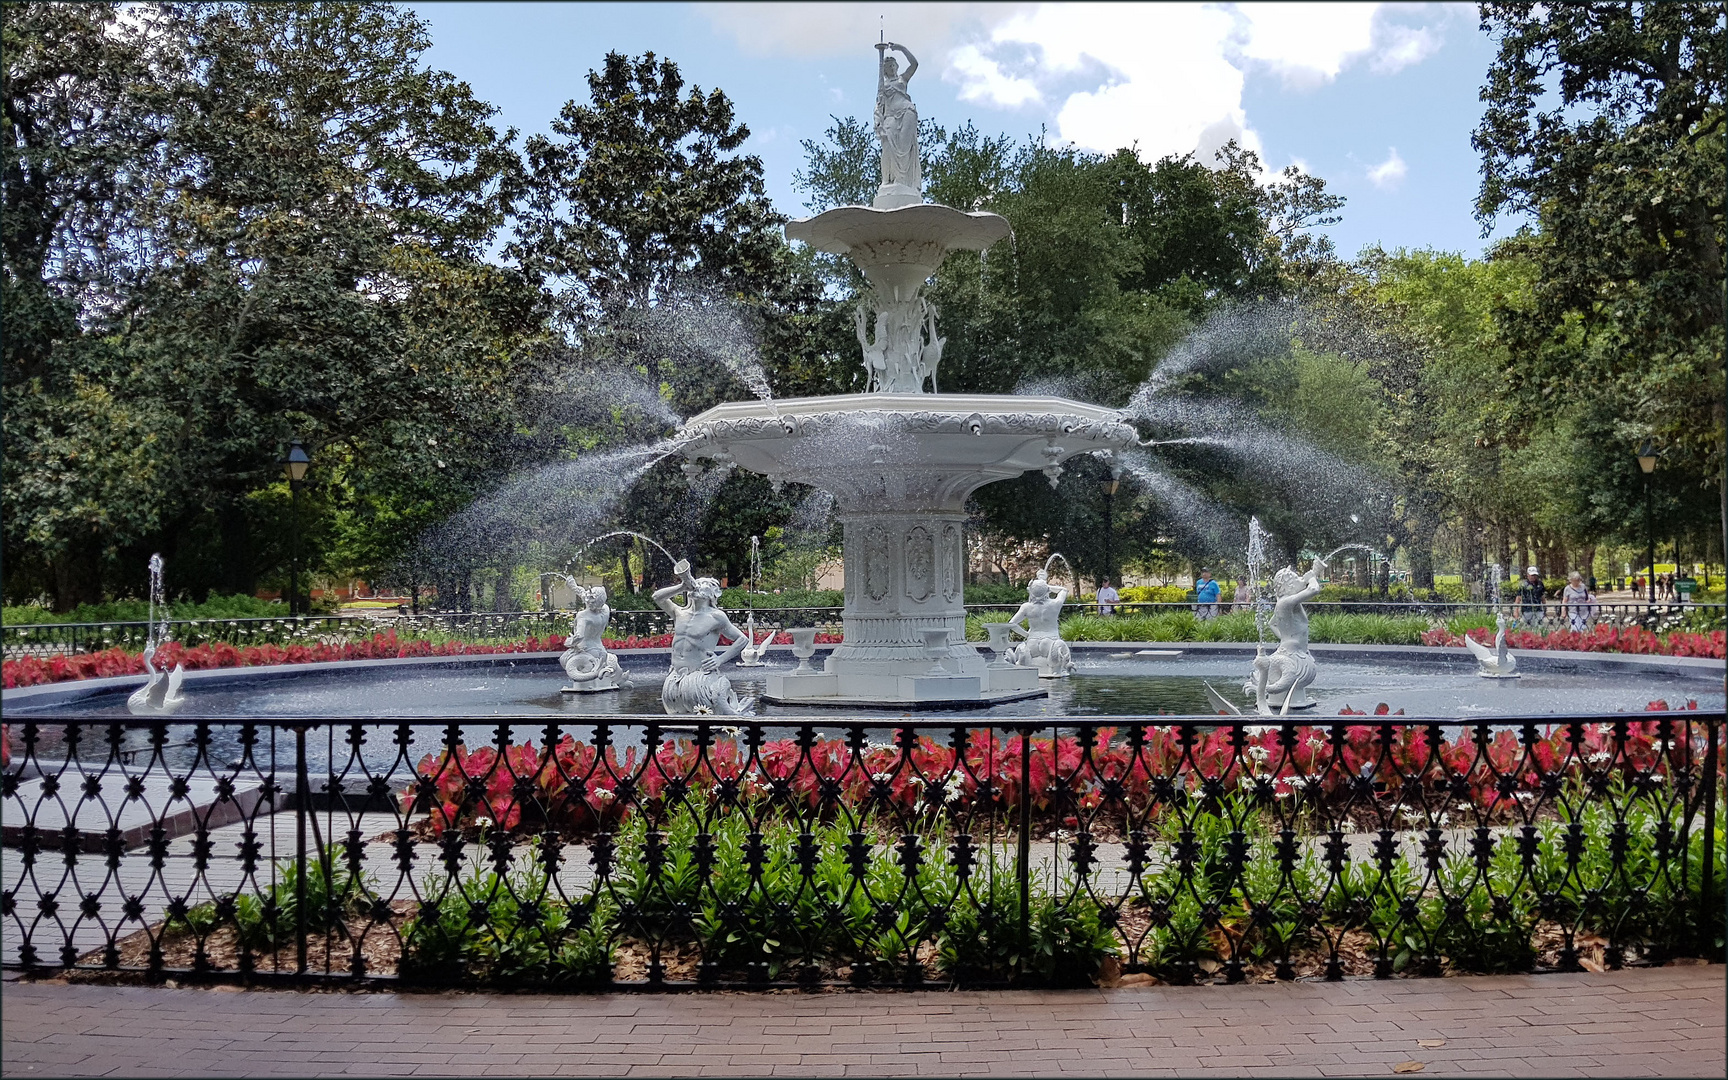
xmin=3 ymin=2 xmax=535 ymax=609
xmin=504 ymin=51 xmax=833 ymax=588
xmin=1474 ymin=2 xmax=1726 ymax=560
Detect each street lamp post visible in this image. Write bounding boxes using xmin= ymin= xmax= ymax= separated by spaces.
xmin=281 ymin=439 xmax=312 ymax=616
xmin=1637 ymin=440 xmax=1658 ymax=609
xmin=1100 ymin=476 xmax=1119 ymax=586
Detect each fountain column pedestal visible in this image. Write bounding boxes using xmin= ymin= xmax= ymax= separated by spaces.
xmin=767 ymin=512 xmax=1041 ymax=704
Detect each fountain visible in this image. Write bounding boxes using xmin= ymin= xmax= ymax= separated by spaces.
xmin=655 ymin=559 xmax=755 ymax=716
xmin=673 ymin=43 xmax=1138 ymax=707
xmin=1466 ymin=610 xmax=1521 ymax=679
xmin=1245 ymin=554 xmax=1326 ymax=715
xmin=126 ymin=554 xmax=186 ymax=716
xmin=1002 ymin=566 xmax=1075 ymax=678
xmin=13 ymin=47 xmax=1723 ymax=730
xmin=735 ymin=536 xmax=771 ymax=667
xmin=557 ymin=581 xmax=631 ymax=694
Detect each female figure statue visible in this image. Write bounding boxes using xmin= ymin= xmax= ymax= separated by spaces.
xmin=874 ymin=42 xmax=920 ymax=206
xmin=559 ymin=583 xmax=629 ymax=693
xmin=1248 ymin=557 xmax=1325 ymax=714
xmin=654 ymin=559 xmax=754 ymax=715
xmin=1005 ymin=570 xmax=1074 ymax=677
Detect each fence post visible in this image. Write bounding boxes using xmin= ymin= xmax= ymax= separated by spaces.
xmin=294 ymin=726 xmax=310 ymax=976
xmin=1017 ymin=726 xmax=1033 ymax=957
xmin=1702 ymin=718 xmax=1719 ymax=957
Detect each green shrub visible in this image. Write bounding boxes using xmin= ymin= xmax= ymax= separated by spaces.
xmin=2 ymin=592 xmax=289 ymax=625
xmin=965 ymin=582 xmax=1032 ymax=605
xmin=937 ymin=881 xmax=1118 ymax=987
xmin=400 ymin=852 xmax=613 ymax=987
xmin=1428 ymin=848 xmax=1538 ymax=973
xmin=1118 ymin=584 xmax=1191 ymax=603
xmin=170 ymin=845 xmax=376 ymax=955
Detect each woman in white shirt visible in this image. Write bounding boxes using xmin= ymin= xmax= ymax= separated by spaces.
xmin=1562 ymin=572 xmax=1596 ymax=632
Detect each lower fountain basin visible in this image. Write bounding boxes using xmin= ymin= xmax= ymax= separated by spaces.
xmin=6 ymin=643 xmax=1719 ymax=721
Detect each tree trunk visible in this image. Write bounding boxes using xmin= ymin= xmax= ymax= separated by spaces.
xmin=1407 ymin=506 xmax=1439 ymax=592
xmin=1495 ymin=521 xmax=1512 ymax=575
xmin=620 ymin=548 xmax=635 ymax=594
xmin=1461 ymin=512 xmax=1484 ymax=585
xmin=218 ymin=500 xmax=256 ymax=597
xmin=49 ymin=540 xmax=104 ymax=612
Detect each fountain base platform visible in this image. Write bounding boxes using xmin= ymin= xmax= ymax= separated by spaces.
xmin=762 ymin=649 xmax=1046 ymax=709
xmin=761 ymin=684 xmax=1047 ymax=710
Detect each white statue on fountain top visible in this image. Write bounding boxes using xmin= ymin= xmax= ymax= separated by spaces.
xmin=874 ymin=42 xmax=920 ymax=209
xmin=1006 ymin=569 xmax=1074 ymax=678
xmin=559 ymin=583 xmax=630 ymax=693
xmin=655 ymin=559 xmax=755 ymax=715
xmin=1248 ymin=557 xmax=1325 ymax=714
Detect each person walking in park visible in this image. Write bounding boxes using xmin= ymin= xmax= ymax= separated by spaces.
xmin=1096 ymin=578 xmax=1119 ymax=616
xmin=1232 ymin=579 xmax=1255 ymax=613
xmin=1195 ymin=568 xmax=1221 ymax=621
xmin=1515 ymin=565 xmax=1546 ymax=628
xmin=1562 ymin=571 xmax=1596 ymax=632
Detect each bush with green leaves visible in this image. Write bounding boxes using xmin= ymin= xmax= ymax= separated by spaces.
xmin=169 ymin=845 xmax=376 ymax=955
xmin=3 ymin=593 xmax=289 ymax=626
xmin=399 ymin=847 xmax=612 ymax=987
xmin=968 ymin=610 xmax=1432 ymax=646
xmin=937 ymin=880 xmax=1119 ymax=987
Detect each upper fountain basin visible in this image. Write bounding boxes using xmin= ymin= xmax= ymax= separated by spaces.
xmin=677 ymin=393 xmax=1138 ymax=512
xmin=785 ymin=203 xmax=1011 ymax=300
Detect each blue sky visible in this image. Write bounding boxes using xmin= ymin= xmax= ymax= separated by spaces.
xmin=420 ymin=2 xmax=1527 ymax=260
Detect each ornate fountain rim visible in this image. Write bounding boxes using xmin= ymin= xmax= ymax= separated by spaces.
xmin=677 ymin=393 xmax=1141 ymax=451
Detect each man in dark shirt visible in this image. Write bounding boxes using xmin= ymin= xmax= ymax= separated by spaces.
xmin=1514 ymin=565 xmax=1546 ymax=627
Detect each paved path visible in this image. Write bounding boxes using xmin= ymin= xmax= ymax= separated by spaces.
xmin=2 ymin=966 xmax=1722 ymax=1077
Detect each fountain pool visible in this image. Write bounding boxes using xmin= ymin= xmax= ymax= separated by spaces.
xmin=9 ymin=645 xmax=1718 ymax=723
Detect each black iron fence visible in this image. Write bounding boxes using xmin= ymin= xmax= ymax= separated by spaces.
xmin=6 ymin=602 xmax=1720 ymax=660
xmin=3 ymin=712 xmax=1720 ymax=988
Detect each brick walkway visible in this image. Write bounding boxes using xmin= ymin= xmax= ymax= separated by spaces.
xmin=2 ymin=967 xmax=1722 ymax=1077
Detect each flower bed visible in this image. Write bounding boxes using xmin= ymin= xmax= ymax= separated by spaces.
xmin=1421 ymin=623 xmax=1724 ymax=658
xmin=0 ymin=628 xmax=843 ymax=688
xmin=405 ymin=709 xmax=1710 ymax=840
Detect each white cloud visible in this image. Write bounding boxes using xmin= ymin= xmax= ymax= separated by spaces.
xmin=1366 ymin=147 xmax=1407 ymax=189
xmin=959 ymin=3 xmax=1252 ymax=164
xmin=1371 ymin=22 xmax=1443 ymax=74
xmin=693 ymin=3 xmax=1023 ymax=58
xmin=1231 ymin=2 xmax=1378 ymax=90
xmin=949 ymin=43 xmax=1043 ymax=107
xmin=699 ymin=2 xmax=1452 ymax=171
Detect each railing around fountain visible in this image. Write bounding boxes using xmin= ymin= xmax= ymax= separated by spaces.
xmin=6 ymin=602 xmax=1720 ymax=660
xmin=3 ymin=712 xmax=1720 ymax=989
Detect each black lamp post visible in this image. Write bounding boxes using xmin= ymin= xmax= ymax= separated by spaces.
xmin=281 ymin=439 xmax=312 ymax=616
xmin=1637 ymin=440 xmax=1658 ymax=607
xmin=1100 ymin=476 xmax=1119 ymax=586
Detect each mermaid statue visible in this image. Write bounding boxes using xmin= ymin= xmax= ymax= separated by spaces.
xmin=1247 ymin=556 xmax=1326 ymax=714
xmin=558 ymin=583 xmax=629 ymax=693
xmin=1005 ymin=569 xmax=1074 ymax=678
xmin=654 ymin=559 xmax=754 ymax=716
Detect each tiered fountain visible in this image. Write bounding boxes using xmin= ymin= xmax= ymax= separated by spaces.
xmin=674 ymin=43 xmax=1139 ymax=707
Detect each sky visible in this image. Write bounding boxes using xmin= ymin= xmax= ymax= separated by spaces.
xmin=419 ymin=1 xmax=1528 ymax=260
